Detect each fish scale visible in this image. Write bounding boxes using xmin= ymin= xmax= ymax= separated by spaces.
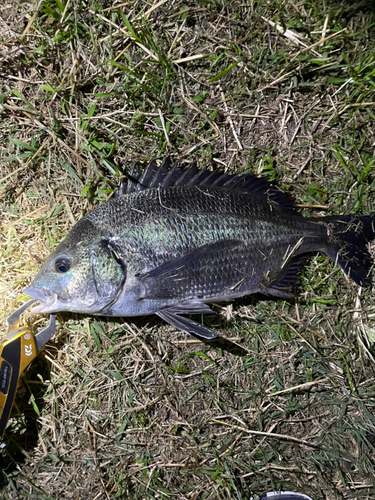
xmin=86 ymin=186 xmax=321 ymax=270
xmin=25 ymin=158 xmax=375 ymax=340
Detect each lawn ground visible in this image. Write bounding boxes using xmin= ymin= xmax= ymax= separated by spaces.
xmin=0 ymin=0 xmax=375 ymax=498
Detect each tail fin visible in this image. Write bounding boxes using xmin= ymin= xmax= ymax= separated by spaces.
xmin=321 ymin=213 xmax=375 ymax=286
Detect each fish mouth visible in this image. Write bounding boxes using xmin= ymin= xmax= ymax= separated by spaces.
xmin=24 ymin=286 xmax=59 ymax=314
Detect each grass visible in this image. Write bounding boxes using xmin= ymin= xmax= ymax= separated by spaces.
xmin=0 ymin=0 xmax=375 ymax=498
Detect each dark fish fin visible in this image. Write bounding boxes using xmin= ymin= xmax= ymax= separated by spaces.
xmin=115 ymin=163 xmax=138 ymax=196
xmin=237 ymin=176 xmax=296 ymax=210
xmin=115 ymin=158 xmax=175 ymax=196
xmin=137 ymin=158 xmax=159 ymax=189
xmin=157 ymin=303 xmax=217 ymax=339
xmin=139 ymin=240 xmax=241 ymax=300
xmin=172 ymin=162 xmax=199 ymax=186
xmin=162 ymin=302 xmax=215 ymax=315
xmin=115 ymin=157 xmax=297 ymax=211
xmin=148 ymin=157 xmax=173 ymax=188
xmin=321 ymin=213 xmax=375 ymax=286
xmin=265 ymin=254 xmax=309 ymax=298
xmin=115 ymin=178 xmax=127 ymax=197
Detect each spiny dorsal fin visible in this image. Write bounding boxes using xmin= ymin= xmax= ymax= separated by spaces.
xmin=115 ymin=157 xmax=297 ymax=211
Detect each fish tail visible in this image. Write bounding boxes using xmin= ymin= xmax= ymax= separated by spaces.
xmin=321 ymin=213 xmax=375 ymax=286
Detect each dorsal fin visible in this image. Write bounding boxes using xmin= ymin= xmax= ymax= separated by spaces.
xmin=115 ymin=157 xmax=297 ymax=211
xmin=115 ymin=157 xmax=175 ymax=196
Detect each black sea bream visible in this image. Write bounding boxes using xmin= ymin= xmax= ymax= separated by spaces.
xmin=25 ymin=158 xmax=375 ymax=339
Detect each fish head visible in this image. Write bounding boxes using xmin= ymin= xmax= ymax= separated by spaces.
xmin=25 ymin=219 xmax=126 ymax=315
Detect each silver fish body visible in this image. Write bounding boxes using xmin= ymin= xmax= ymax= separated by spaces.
xmin=25 ymin=158 xmax=375 ymax=339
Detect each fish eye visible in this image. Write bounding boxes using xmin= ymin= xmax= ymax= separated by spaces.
xmin=54 ymin=256 xmax=71 ymax=273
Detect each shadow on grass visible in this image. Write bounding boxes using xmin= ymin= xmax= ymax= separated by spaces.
xmin=207 ymin=336 xmax=251 ymax=356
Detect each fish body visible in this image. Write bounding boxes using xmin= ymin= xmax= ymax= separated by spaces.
xmin=25 ymin=158 xmax=375 ymax=339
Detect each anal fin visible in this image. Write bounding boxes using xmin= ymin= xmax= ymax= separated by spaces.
xmin=264 ymin=254 xmax=309 ymax=298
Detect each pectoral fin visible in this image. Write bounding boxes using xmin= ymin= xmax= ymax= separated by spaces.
xmin=157 ymin=302 xmax=217 ymax=339
xmin=139 ymin=240 xmax=241 ymax=300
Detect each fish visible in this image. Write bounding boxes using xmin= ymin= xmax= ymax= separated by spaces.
xmin=24 ymin=157 xmax=375 ymax=340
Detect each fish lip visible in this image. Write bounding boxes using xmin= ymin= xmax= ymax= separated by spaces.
xmin=24 ymin=286 xmax=59 ymax=314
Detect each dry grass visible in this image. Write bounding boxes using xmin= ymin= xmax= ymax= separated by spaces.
xmin=1 ymin=0 xmax=375 ymax=498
